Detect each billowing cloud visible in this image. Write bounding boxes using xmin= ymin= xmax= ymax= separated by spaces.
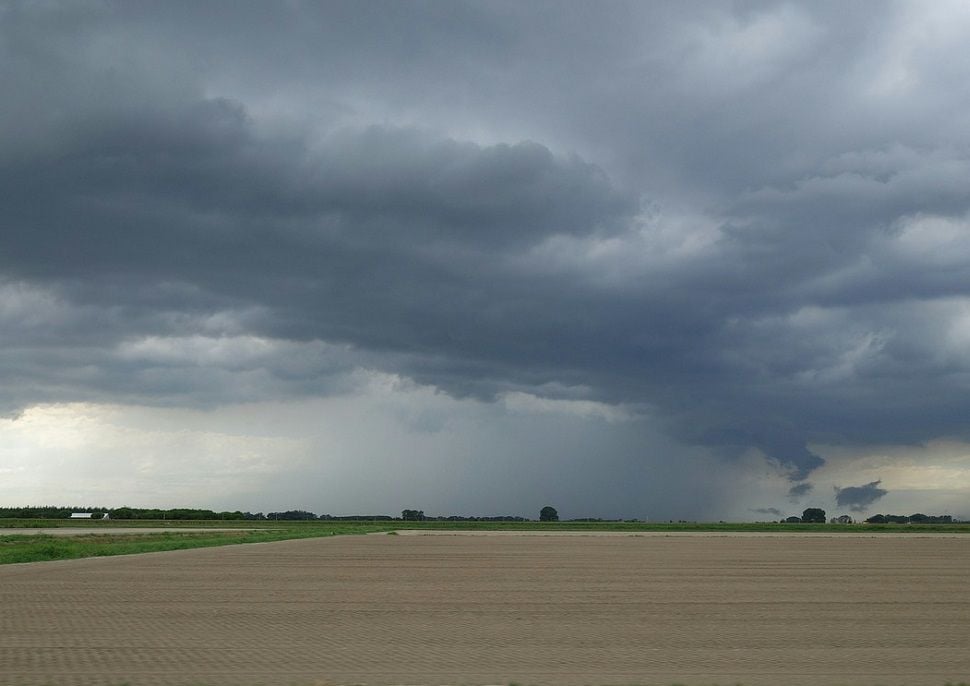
xmin=3 ymin=2 xmax=970 ymax=515
xmin=835 ymin=480 xmax=889 ymax=512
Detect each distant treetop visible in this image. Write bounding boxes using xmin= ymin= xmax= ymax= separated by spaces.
xmin=539 ymin=505 xmax=559 ymax=522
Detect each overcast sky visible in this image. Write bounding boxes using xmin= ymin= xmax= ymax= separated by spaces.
xmin=3 ymin=1 xmax=970 ymax=520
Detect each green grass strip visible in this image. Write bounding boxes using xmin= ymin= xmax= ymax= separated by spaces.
xmin=0 ymin=525 xmax=392 ymax=565
xmin=3 ymin=518 xmax=970 ymax=565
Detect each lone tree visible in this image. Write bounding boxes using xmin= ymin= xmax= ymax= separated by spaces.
xmin=539 ymin=505 xmax=559 ymax=522
xmin=801 ymin=507 xmax=826 ymax=523
xmin=401 ymin=509 xmax=425 ymax=521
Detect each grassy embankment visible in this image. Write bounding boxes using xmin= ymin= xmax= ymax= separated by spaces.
xmin=0 ymin=521 xmax=390 ymax=565
xmin=3 ymin=518 xmax=969 ymax=565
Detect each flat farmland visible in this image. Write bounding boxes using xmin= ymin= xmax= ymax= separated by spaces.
xmin=1 ymin=532 xmax=968 ymax=686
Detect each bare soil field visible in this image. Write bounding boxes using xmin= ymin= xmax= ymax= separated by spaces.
xmin=1 ymin=533 xmax=968 ymax=686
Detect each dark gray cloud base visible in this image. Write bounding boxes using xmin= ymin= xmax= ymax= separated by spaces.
xmin=835 ymin=481 xmax=889 ymax=513
xmin=3 ymin=1 xmax=970 ymax=488
xmin=787 ymin=482 xmax=815 ymax=500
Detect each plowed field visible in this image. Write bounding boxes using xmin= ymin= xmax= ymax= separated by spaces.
xmin=1 ymin=532 xmax=968 ymax=686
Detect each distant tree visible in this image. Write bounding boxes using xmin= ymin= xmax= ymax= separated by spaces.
xmin=266 ymin=510 xmax=317 ymax=521
xmin=833 ymin=514 xmax=853 ymax=524
xmin=784 ymin=516 xmax=802 ymax=523
xmin=539 ymin=506 xmax=559 ymax=522
xmin=401 ymin=509 xmax=425 ymax=521
xmin=801 ymin=507 xmax=826 ymax=523
xmin=865 ymin=514 xmax=887 ymax=524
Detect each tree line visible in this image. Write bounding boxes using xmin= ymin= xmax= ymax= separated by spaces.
xmin=0 ymin=506 xmax=259 ymax=520
xmin=2 ymin=505 xmax=961 ymax=523
xmin=0 ymin=506 xmax=532 ymax=521
xmin=1 ymin=505 xmax=553 ymax=522
xmin=864 ymin=513 xmax=955 ymax=524
xmin=778 ymin=508 xmax=962 ymax=524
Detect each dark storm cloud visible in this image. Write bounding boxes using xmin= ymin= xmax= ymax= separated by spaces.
xmin=787 ymin=482 xmax=814 ymax=500
xmin=835 ymin=480 xmax=889 ymax=513
xmin=4 ymin=1 xmax=970 ymax=484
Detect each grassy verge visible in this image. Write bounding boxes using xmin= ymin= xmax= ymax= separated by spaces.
xmin=0 ymin=518 xmax=295 ymax=529
xmin=3 ymin=517 xmax=970 ymax=533
xmin=0 ymin=524 xmax=392 ymax=565
xmin=3 ymin=518 xmax=969 ymax=565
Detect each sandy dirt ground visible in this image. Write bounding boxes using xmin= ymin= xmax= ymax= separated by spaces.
xmin=1 ymin=533 xmax=968 ymax=686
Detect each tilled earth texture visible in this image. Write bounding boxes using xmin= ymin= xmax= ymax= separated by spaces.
xmin=1 ymin=531 xmax=968 ymax=686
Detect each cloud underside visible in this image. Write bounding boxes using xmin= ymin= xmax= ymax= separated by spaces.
xmin=4 ymin=2 xmax=970 ymax=485
xmin=835 ymin=480 xmax=890 ymax=512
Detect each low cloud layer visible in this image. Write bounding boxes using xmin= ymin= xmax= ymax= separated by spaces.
xmin=835 ymin=480 xmax=890 ymax=513
xmin=3 ymin=2 xmax=970 ymax=514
